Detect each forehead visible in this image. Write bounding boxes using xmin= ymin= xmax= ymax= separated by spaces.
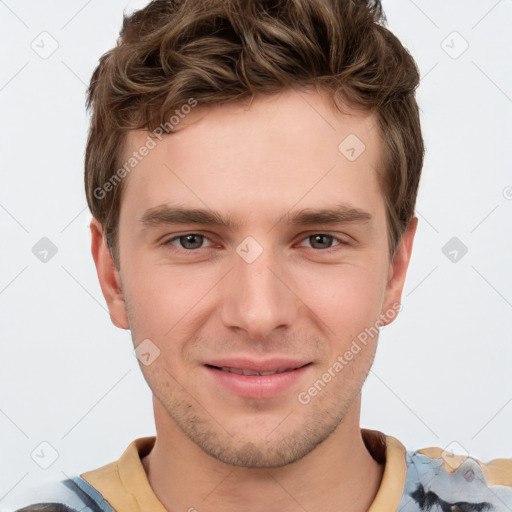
xmin=118 ymin=88 xmax=384 ymax=225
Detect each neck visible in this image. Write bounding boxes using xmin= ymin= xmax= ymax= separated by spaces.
xmin=142 ymin=396 xmax=384 ymax=512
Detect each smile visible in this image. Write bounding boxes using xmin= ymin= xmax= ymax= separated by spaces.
xmin=204 ymin=361 xmax=312 ymax=399
xmin=216 ymin=366 xmax=297 ymax=376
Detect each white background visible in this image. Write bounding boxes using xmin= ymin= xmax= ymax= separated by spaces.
xmin=1 ymin=0 xmax=511 ymax=506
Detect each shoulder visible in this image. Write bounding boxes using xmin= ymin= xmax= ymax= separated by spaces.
xmin=399 ymin=445 xmax=512 ymax=511
xmin=3 ymin=476 xmax=115 ymax=512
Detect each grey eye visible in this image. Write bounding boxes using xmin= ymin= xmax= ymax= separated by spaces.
xmin=171 ymin=234 xmax=207 ymax=250
xmin=308 ymin=234 xmax=336 ymax=250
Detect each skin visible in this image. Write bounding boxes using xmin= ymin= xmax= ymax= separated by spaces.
xmin=90 ymin=87 xmax=417 ymax=512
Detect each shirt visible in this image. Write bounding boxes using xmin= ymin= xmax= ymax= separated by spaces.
xmin=5 ymin=428 xmax=512 ymax=511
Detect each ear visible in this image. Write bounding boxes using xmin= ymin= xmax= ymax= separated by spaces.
xmin=380 ymin=216 xmax=418 ymax=326
xmin=90 ymin=217 xmax=130 ymax=329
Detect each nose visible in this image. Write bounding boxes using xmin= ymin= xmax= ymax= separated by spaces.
xmin=219 ymin=243 xmax=300 ymax=340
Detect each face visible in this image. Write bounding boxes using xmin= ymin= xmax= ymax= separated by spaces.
xmin=92 ymin=88 xmax=416 ymax=468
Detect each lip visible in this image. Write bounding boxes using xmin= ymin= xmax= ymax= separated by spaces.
xmin=204 ymin=358 xmax=311 ymax=373
xmin=203 ymin=358 xmax=312 ymax=399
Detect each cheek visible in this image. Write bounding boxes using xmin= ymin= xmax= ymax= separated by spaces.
xmin=292 ymin=262 xmax=386 ymax=335
xmin=122 ymin=258 xmax=216 ymax=343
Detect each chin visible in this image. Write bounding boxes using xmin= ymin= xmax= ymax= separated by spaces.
xmin=170 ymin=407 xmax=344 ymax=468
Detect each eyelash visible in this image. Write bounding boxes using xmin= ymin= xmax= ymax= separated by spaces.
xmin=162 ymin=233 xmax=350 ymax=253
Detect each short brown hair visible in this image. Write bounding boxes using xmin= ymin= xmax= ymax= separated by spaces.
xmin=85 ymin=0 xmax=424 ymax=269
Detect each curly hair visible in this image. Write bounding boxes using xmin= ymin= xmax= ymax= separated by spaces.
xmin=85 ymin=0 xmax=424 ymax=268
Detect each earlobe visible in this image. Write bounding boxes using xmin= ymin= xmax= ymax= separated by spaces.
xmin=90 ymin=218 xmax=130 ymax=330
xmin=380 ymin=216 xmax=418 ymax=326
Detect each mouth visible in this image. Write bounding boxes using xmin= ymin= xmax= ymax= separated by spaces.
xmin=203 ymin=360 xmax=313 ymax=399
xmin=206 ymin=364 xmax=309 ymax=376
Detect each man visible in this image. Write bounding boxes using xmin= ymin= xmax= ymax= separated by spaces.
xmin=9 ymin=0 xmax=512 ymax=511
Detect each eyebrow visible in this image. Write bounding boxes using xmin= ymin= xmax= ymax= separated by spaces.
xmin=139 ymin=203 xmax=372 ymax=231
